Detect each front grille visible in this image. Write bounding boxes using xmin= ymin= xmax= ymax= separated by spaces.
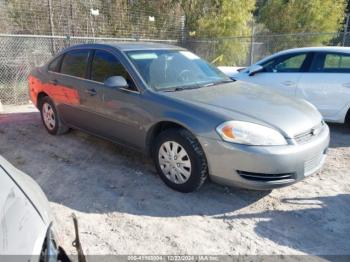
xmin=304 ymin=153 xmax=324 ymax=175
xmin=237 ymin=171 xmax=295 ymax=182
xmin=294 ymin=121 xmax=325 ymax=144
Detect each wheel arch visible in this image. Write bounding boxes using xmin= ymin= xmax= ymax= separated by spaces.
xmin=37 ymin=92 xmax=49 ymax=108
xmin=145 ymin=120 xmax=197 ymax=156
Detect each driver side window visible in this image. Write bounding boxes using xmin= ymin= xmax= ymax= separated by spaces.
xmin=91 ymin=50 xmax=137 ymax=91
xmin=262 ymin=53 xmax=307 ymax=73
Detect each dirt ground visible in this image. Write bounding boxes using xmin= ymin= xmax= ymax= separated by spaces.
xmin=0 ymin=109 xmax=349 ymax=257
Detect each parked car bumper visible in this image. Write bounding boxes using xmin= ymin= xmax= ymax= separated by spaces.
xmin=198 ymin=124 xmax=330 ymax=190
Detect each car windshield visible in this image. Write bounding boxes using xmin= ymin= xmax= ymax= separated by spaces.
xmin=126 ymin=49 xmax=232 ymax=91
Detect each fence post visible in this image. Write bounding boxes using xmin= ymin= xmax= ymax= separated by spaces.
xmin=47 ymin=0 xmax=55 ymax=54
xmin=66 ymin=35 xmax=71 ymax=48
xmin=180 ymin=15 xmax=186 ymax=45
xmin=343 ymin=13 xmax=350 ymax=46
xmin=249 ymin=20 xmax=255 ymax=65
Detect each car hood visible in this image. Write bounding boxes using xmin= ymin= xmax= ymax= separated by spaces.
xmin=164 ymin=81 xmax=322 ymax=138
xmin=0 ymin=156 xmax=52 ymax=225
xmin=0 ymin=156 xmax=52 ymax=256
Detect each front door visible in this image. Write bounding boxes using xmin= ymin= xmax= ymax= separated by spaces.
xmin=242 ymin=52 xmax=310 ymax=97
xmin=82 ymin=49 xmax=146 ymax=149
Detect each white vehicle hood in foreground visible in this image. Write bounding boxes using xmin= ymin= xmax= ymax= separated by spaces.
xmin=0 ymin=156 xmax=51 ymax=258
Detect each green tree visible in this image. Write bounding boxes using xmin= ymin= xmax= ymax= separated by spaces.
xmin=258 ymin=0 xmax=347 ymax=51
xmin=175 ymin=0 xmax=255 ymax=65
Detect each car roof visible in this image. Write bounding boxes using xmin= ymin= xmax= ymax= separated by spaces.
xmin=254 ymin=46 xmax=350 ymax=65
xmin=275 ymin=46 xmax=350 ymax=55
xmin=65 ymin=42 xmax=184 ymax=52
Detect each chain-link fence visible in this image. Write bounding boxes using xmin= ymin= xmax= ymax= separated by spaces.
xmin=0 ymin=34 xmax=177 ymax=105
xmin=185 ymin=32 xmax=350 ymax=67
xmin=0 ymin=0 xmax=184 ymax=39
xmin=1 ymin=32 xmax=350 ymax=105
xmin=0 ymin=0 xmax=186 ymax=106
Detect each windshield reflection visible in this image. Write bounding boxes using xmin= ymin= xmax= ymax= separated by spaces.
xmin=126 ymin=50 xmax=232 ymax=91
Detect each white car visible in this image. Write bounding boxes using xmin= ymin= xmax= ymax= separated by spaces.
xmin=217 ymin=66 xmax=245 ymax=76
xmin=0 ymin=155 xmax=76 ymax=261
xmin=231 ymin=47 xmax=350 ymax=125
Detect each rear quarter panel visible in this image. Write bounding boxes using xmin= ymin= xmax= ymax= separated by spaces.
xmin=28 ymin=68 xmax=79 ymax=108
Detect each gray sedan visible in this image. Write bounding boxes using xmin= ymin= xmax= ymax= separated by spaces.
xmin=29 ymin=43 xmax=329 ymax=192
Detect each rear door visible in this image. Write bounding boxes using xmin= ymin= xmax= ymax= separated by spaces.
xmin=50 ymin=49 xmax=92 ymax=126
xmin=297 ymin=52 xmax=350 ymax=120
xmin=242 ymin=52 xmax=310 ymax=97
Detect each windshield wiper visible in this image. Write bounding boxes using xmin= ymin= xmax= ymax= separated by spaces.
xmin=161 ymin=79 xmax=233 ymax=92
xmin=203 ymin=82 xmax=215 ymax=87
xmin=196 ymin=79 xmax=234 ymax=88
xmin=213 ymin=79 xmax=235 ymax=85
xmin=162 ymin=85 xmax=202 ymax=92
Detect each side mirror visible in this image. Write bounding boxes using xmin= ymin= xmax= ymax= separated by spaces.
xmin=248 ymin=65 xmax=264 ymax=76
xmin=104 ymin=76 xmax=128 ymax=89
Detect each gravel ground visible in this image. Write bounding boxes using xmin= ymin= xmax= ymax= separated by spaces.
xmin=0 ymin=110 xmax=349 ymax=257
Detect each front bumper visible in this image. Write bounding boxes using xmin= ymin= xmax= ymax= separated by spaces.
xmin=198 ymin=125 xmax=330 ymax=190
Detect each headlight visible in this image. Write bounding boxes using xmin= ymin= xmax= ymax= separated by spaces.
xmin=216 ymin=121 xmax=287 ymax=146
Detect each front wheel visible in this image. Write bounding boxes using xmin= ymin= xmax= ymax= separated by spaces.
xmin=154 ymin=128 xmax=208 ymax=193
xmin=40 ymin=96 xmax=69 ymax=135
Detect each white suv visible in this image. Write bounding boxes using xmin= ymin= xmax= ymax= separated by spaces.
xmin=231 ymin=47 xmax=350 ymax=125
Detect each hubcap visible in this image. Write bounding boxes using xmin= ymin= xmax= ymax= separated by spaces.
xmin=158 ymin=141 xmax=191 ymax=184
xmin=42 ymin=102 xmax=56 ymax=130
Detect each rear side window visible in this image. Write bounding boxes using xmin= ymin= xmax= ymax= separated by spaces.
xmin=48 ymin=55 xmax=62 ymax=72
xmin=91 ymin=50 xmax=137 ymax=90
xmin=324 ymin=53 xmax=350 ymax=72
xmin=60 ymin=50 xmax=90 ymax=78
xmin=311 ymin=53 xmax=350 ymax=73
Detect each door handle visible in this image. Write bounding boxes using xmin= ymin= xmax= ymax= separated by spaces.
xmin=342 ymin=83 xmax=350 ymax=88
xmin=49 ymin=79 xmax=58 ymax=85
xmin=282 ymin=81 xmax=295 ymax=87
xmin=85 ymin=88 xmax=97 ymax=96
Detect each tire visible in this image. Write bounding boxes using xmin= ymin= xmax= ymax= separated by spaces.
xmin=39 ymin=96 xmax=69 ymax=135
xmin=154 ymin=128 xmax=208 ymax=193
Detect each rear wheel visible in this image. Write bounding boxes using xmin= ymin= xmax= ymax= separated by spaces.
xmin=39 ymin=96 xmax=69 ymax=135
xmin=154 ymin=128 xmax=208 ymax=193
